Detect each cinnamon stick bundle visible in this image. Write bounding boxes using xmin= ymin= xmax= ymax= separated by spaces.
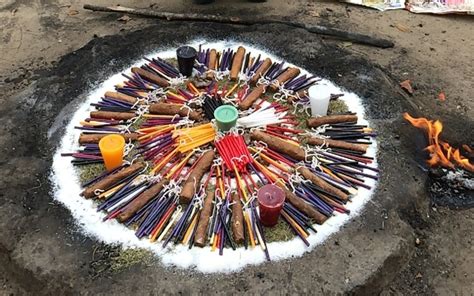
xmin=81 ymin=162 xmax=145 ymax=199
xmin=104 ymin=91 xmax=139 ymax=105
xmin=230 ymin=46 xmax=246 ymax=80
xmin=79 ymin=133 xmax=138 ymax=145
xmin=249 ymin=58 xmax=272 ymax=85
xmin=231 ymin=193 xmax=244 ymax=244
xmin=116 ymin=178 xmax=169 ymax=222
xmin=180 ymin=150 xmax=215 ymax=203
xmin=279 ymin=186 xmax=327 ymax=224
xmin=250 ymin=130 xmax=305 ymax=161
xmin=149 ymin=103 xmax=203 ymax=121
xmin=206 ymin=49 xmax=217 ymax=78
xmin=269 ymin=67 xmax=300 ymax=91
xmin=307 ymin=115 xmax=358 ymax=128
xmin=305 ymin=137 xmax=368 ymax=153
xmin=90 ymin=111 xmax=136 ymax=121
xmin=131 ymin=67 xmax=170 ymax=87
xmin=296 ymin=166 xmax=349 ymax=201
xmin=194 ymin=189 xmax=215 ymax=247
xmin=239 ymin=84 xmax=266 ymax=110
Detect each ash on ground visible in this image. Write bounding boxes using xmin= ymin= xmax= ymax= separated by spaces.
xmin=429 ymin=168 xmax=474 ymax=209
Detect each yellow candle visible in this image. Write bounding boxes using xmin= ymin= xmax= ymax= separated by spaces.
xmin=99 ymin=134 xmax=125 ymax=171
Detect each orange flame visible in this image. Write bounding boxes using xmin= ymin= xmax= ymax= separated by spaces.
xmin=403 ymin=113 xmax=474 ymax=173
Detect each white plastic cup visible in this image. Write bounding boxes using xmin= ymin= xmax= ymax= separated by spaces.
xmin=308 ymin=84 xmax=331 ymax=117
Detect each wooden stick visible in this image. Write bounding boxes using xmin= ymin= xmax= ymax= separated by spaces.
xmin=296 ymin=166 xmax=349 ymax=201
xmin=116 ymin=178 xmax=169 ymax=222
xmin=90 ymin=111 xmax=136 ymax=121
xmin=83 ymin=5 xmax=394 ymax=48
xmin=277 ymin=184 xmax=327 ymax=224
xmin=194 ymin=189 xmax=215 ymax=247
xmin=206 ymin=49 xmax=217 ymax=79
xmin=149 ymin=103 xmax=203 ymax=121
xmin=81 ymin=162 xmax=145 ymax=199
xmin=249 ymin=58 xmax=272 ymax=85
xmin=79 ymin=133 xmax=139 ymax=144
xmin=305 ymin=137 xmax=368 ymax=153
xmin=230 ymin=46 xmax=246 ymax=81
xmin=250 ymin=130 xmax=305 ymax=161
xmin=131 ymin=67 xmax=170 ymax=87
xmin=239 ymin=84 xmax=266 ymax=110
xmin=307 ymin=115 xmax=358 ymax=128
xmin=180 ymin=150 xmax=215 ymax=203
xmin=269 ymin=67 xmax=300 ymax=91
xmin=104 ymin=91 xmax=139 ymax=105
xmin=231 ymin=193 xmax=245 ymax=244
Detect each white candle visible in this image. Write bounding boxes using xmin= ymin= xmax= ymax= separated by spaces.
xmin=308 ymin=84 xmax=331 ymax=117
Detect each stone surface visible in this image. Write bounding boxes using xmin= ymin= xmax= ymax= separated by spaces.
xmin=0 ymin=23 xmax=424 ymax=295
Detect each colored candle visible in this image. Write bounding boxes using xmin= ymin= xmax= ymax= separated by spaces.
xmin=257 ymin=184 xmax=285 ymax=227
xmin=176 ymin=46 xmax=197 ymax=77
xmin=99 ymin=134 xmax=125 ymax=171
xmin=214 ymin=105 xmax=238 ymax=132
xmin=308 ymin=84 xmax=331 ymax=117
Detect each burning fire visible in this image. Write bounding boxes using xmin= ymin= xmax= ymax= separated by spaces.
xmin=403 ymin=113 xmax=474 ymax=173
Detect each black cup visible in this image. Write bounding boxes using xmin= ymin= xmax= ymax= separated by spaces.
xmin=176 ymin=46 xmax=197 ymax=77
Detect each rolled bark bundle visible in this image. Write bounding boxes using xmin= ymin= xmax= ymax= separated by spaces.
xmin=131 ymin=67 xmax=170 ymax=87
xmin=307 ymin=115 xmax=358 ymax=128
xmin=81 ymin=162 xmax=145 ymax=199
xmin=305 ymin=137 xmax=368 ymax=154
xmin=296 ymin=166 xmax=349 ymax=201
xmin=239 ymin=84 xmax=266 ymax=110
xmin=231 ymin=193 xmax=244 ymax=244
xmin=149 ymin=103 xmax=203 ymax=121
xmin=90 ymin=111 xmax=136 ymax=121
xmin=104 ymin=91 xmax=139 ymax=105
xmin=206 ymin=49 xmax=217 ymax=78
xmin=230 ymin=46 xmax=246 ymax=80
xmin=250 ymin=130 xmax=306 ymax=161
xmin=249 ymin=58 xmax=272 ymax=85
xmin=79 ymin=133 xmax=138 ymax=145
xmin=269 ymin=67 xmax=301 ymax=91
xmin=180 ymin=150 xmax=215 ymax=203
xmin=194 ymin=189 xmax=215 ymax=247
xmin=116 ymin=178 xmax=169 ymax=222
xmin=278 ymin=185 xmax=327 ymax=224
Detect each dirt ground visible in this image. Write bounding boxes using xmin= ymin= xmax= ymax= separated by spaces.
xmin=0 ymin=0 xmax=473 ymax=295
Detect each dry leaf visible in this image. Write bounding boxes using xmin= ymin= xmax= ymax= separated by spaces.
xmin=395 ymin=23 xmax=410 ymax=32
xmin=400 ymin=80 xmax=414 ymax=95
xmin=438 ymin=91 xmax=446 ymax=101
xmin=118 ymin=15 xmax=131 ymax=22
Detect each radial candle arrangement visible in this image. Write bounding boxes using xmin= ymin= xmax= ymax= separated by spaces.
xmin=61 ymin=44 xmax=379 ymax=261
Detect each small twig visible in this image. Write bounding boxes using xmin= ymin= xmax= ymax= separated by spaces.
xmin=83 ymin=4 xmax=394 ymax=49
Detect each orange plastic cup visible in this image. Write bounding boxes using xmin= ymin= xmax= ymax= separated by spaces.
xmin=99 ymin=134 xmax=125 ymax=171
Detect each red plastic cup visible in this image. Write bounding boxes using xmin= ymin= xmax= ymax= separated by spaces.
xmin=257 ymin=184 xmax=286 ymax=227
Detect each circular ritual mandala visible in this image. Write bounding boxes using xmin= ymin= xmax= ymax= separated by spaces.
xmin=52 ymin=41 xmax=378 ymax=273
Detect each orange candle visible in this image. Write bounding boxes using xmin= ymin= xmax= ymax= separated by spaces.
xmin=99 ymin=134 xmax=125 ymax=171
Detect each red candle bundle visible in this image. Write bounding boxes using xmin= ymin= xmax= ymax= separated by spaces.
xmin=257 ymin=184 xmax=285 ymax=227
xmin=215 ymin=134 xmax=252 ymax=171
